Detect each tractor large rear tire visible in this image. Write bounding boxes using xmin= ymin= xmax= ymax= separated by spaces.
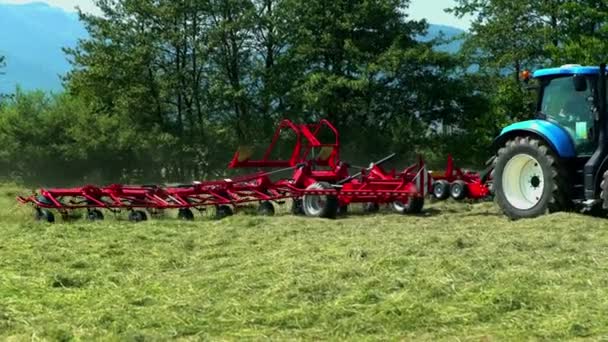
xmin=493 ymin=137 xmax=569 ymax=220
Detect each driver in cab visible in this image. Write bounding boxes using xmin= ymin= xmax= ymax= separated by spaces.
xmin=557 ymin=78 xmax=594 ymax=152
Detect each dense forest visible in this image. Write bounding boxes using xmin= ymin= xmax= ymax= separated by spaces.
xmin=0 ymin=0 xmax=606 ymax=186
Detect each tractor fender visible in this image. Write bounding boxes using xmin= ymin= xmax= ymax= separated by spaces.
xmin=493 ymin=120 xmax=576 ymax=159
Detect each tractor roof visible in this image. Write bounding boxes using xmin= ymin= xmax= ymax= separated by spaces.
xmin=533 ymin=64 xmax=599 ymax=78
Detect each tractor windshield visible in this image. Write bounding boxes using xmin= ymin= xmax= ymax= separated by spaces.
xmin=540 ymin=75 xmax=595 ymax=155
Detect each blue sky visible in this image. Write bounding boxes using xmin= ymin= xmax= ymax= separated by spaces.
xmin=410 ymin=0 xmax=472 ymax=29
xmin=0 ymin=0 xmax=472 ymax=30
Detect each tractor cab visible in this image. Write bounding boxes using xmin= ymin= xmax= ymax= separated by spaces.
xmin=492 ymin=64 xmax=608 ymax=219
xmin=532 ymin=65 xmax=598 ymax=155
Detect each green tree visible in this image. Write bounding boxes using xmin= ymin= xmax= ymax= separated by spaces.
xmin=0 ymin=55 xmax=7 ymax=107
xmin=449 ymin=0 xmax=608 ymax=73
xmin=445 ymin=0 xmax=547 ymax=133
xmin=54 ymin=0 xmax=495 ymax=183
xmin=65 ymin=0 xmax=215 ymax=180
xmin=449 ymin=0 xmax=549 ymax=81
xmin=544 ymin=1 xmax=608 ymax=64
xmin=283 ymin=0 xmax=425 ymax=126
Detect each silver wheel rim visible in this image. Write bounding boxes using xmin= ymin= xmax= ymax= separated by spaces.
xmin=434 ymin=183 xmax=444 ymax=197
xmin=303 ymin=194 xmax=327 ymax=216
xmin=452 ymin=184 xmax=462 ymax=197
xmin=502 ymin=154 xmax=545 ymax=210
xmin=392 ymin=201 xmax=406 ymax=212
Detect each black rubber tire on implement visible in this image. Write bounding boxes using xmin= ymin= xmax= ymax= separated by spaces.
xmin=178 ymin=208 xmax=195 ymax=221
xmin=258 ymin=201 xmax=275 ymax=216
xmin=291 ymin=199 xmax=305 ymax=216
xmin=493 ymin=137 xmax=570 ymax=220
xmin=216 ymin=205 xmax=234 ymax=219
xmin=35 ymin=209 xmax=55 ymax=223
xmin=450 ymin=180 xmax=468 ymax=201
xmin=337 ymin=205 xmax=349 ymax=216
xmin=302 ymin=182 xmax=339 ymax=219
xmin=128 ymin=210 xmax=148 ymax=222
xmin=392 ymin=197 xmax=424 ymax=215
xmin=37 ymin=195 xmax=54 ymax=206
xmin=87 ymin=209 xmax=104 ymax=221
xmin=432 ymin=180 xmax=450 ymax=200
xmin=363 ymin=202 xmax=380 ymax=213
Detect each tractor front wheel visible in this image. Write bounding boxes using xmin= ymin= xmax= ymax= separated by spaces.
xmin=493 ymin=137 xmax=569 ymax=219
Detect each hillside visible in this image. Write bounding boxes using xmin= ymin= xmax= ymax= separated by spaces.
xmin=0 ymin=2 xmax=86 ymax=93
xmin=423 ymin=24 xmax=465 ymax=53
xmin=0 ymin=2 xmax=464 ymax=93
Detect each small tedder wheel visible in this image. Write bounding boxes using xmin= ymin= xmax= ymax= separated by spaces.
xmin=337 ymin=205 xmax=349 ymax=216
xmin=363 ymin=202 xmax=380 ymax=213
xmin=216 ymin=205 xmax=233 ymax=219
xmin=258 ymin=201 xmax=275 ymax=216
xmin=450 ymin=181 xmax=468 ymax=200
xmin=128 ymin=210 xmax=147 ymax=222
xmin=178 ymin=208 xmax=195 ymax=221
xmin=302 ymin=182 xmax=339 ymax=219
xmin=291 ymin=198 xmax=305 ymax=216
xmin=37 ymin=196 xmax=54 ymax=206
xmin=87 ymin=209 xmax=104 ymax=221
xmin=35 ymin=209 xmax=55 ymax=223
xmin=392 ymin=197 xmax=424 ymax=215
xmin=432 ymin=180 xmax=450 ymax=200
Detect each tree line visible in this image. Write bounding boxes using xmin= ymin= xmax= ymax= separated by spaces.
xmin=0 ymin=0 xmax=606 ymax=186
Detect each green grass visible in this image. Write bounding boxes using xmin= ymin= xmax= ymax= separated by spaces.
xmin=2 ymin=183 xmax=608 ymax=340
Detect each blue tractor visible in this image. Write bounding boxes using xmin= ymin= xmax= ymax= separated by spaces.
xmin=492 ymin=63 xmax=608 ymax=219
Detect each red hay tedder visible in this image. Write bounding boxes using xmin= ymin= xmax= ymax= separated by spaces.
xmin=17 ymin=119 xmax=432 ymax=223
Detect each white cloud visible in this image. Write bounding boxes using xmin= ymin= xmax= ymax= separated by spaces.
xmin=0 ymin=0 xmax=100 ymax=14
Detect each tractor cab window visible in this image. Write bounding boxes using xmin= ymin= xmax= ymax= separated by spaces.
xmin=540 ymin=75 xmax=595 ymax=155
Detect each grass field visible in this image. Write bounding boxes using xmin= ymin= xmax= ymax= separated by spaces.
xmin=2 ymin=184 xmax=608 ymax=340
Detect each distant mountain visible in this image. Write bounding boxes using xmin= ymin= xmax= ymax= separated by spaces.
xmin=0 ymin=2 xmax=465 ymax=93
xmin=422 ymin=24 xmax=465 ymax=53
xmin=0 ymin=2 xmax=87 ymax=93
